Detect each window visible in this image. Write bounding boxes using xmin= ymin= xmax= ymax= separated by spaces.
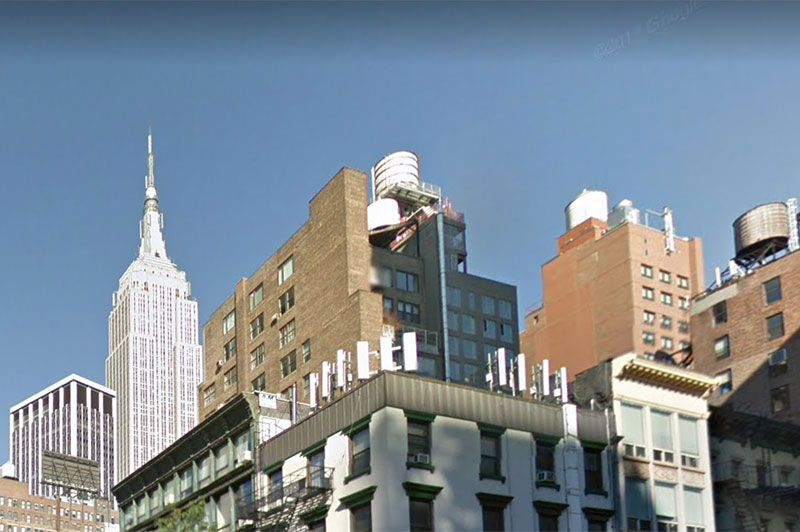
xmin=651 ymin=411 xmax=674 ymax=463
xmin=351 ymin=428 xmax=370 ymax=476
xmin=448 ymin=311 xmax=459 ymax=332
xmin=481 ymin=295 xmax=496 ymax=315
xmin=302 ymin=373 xmax=310 ymax=398
xmin=280 ymin=351 xmax=297 ymax=378
xmin=661 ymin=337 xmax=674 ymax=350
xmin=407 ymin=420 xmax=431 ymax=462
xmin=480 ymin=503 xmax=505 ymax=532
xmin=683 ymin=487 xmax=705 ymax=532
xmin=278 ymin=256 xmax=294 ymax=285
xmin=654 ymin=482 xmax=677 ymax=531
xmin=203 ymin=385 xmax=216 ymax=406
xmin=678 ymin=321 xmax=689 ymax=334
xmin=462 ymin=339 xmax=478 ymax=359
xmin=677 ymin=275 xmax=689 ymax=289
xmin=772 ymin=385 xmax=791 ymax=413
xmin=643 ymin=311 xmax=655 ymax=325
xmin=377 ymin=266 xmax=392 ymax=288
xmin=498 ymin=300 xmax=512 ymax=320
xmin=584 ymin=448 xmax=603 ymax=492
xmin=396 ymin=271 xmax=419 ymax=292
xmin=221 ymin=337 xmax=237 ymax=363
xmin=215 ymin=445 xmax=229 ymax=473
xmin=198 ymin=456 xmax=211 ymax=487
xmin=621 ymin=404 xmax=646 ymax=458
xmin=643 ymin=331 xmax=655 ymax=346
xmin=769 ymin=348 xmax=788 ymax=376
xmin=461 ymin=314 xmax=476 ymax=334
xmin=625 ymin=477 xmax=652 ymax=531
xmin=269 ymin=469 xmax=283 ymax=503
xmin=249 ymin=284 xmax=263 ymax=310
xmin=641 ymin=264 xmax=653 ymax=278
xmin=279 ymin=286 xmax=295 ymax=314
xmin=642 ymin=287 xmax=654 ymax=301
xmin=250 ymin=313 xmax=264 ymax=339
xmin=483 ymin=319 xmax=497 ymax=339
xmin=302 ymin=339 xmax=312 ymax=363
xmin=251 ymin=373 xmax=266 ymax=392
xmin=467 ymin=292 xmax=476 ymax=310
xmin=499 ymin=323 xmax=513 ymax=343
xmin=659 ymin=270 xmax=671 ymax=284
xmin=764 ymin=276 xmax=782 ymax=305
xmin=660 ymin=316 xmax=672 ymax=329
xmin=383 ymin=296 xmax=394 ymax=312
xmin=661 ymin=292 xmax=673 ymax=306
xmin=714 ymin=335 xmax=730 ymax=359
xmin=767 ymin=313 xmax=785 ymax=339
xmin=447 ymin=286 xmax=461 ymax=307
xmin=679 ymin=416 xmax=700 ymax=468
xmin=279 ymin=320 xmax=296 ymax=347
xmin=351 ymin=503 xmax=371 ymax=532
xmin=224 ymin=367 xmax=237 ymax=390
xmin=536 ymin=441 xmax=556 ymax=476
xmin=398 ymin=301 xmax=421 ymax=323
xmin=250 ymin=343 xmax=265 ymax=370
xmin=409 ymin=499 xmax=433 ymax=532
xmin=678 ymin=297 xmax=689 ymax=310
xmin=307 ymin=449 xmax=325 ymax=488
xmin=222 ymin=310 xmax=235 ymax=334
xmin=480 ymin=432 xmax=501 ymax=478
xmin=712 ymin=301 xmax=727 ymax=325
xmin=717 ymin=369 xmax=732 ymax=394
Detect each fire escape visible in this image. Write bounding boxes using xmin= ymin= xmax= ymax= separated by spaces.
xmin=236 ymin=465 xmax=334 ymax=531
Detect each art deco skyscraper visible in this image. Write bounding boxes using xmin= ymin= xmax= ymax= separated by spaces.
xmin=106 ymin=130 xmax=203 ymax=479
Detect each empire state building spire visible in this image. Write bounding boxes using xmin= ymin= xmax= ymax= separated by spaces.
xmin=139 ymin=127 xmax=168 ymax=259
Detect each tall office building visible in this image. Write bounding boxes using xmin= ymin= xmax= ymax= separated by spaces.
xmin=199 ymin=151 xmax=518 ymax=419
xmin=9 ymin=374 xmax=117 ymax=501
xmin=106 ymin=130 xmax=203 ymax=479
xmin=520 ymin=190 xmax=704 ymax=380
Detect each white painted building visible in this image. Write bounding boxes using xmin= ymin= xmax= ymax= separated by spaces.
xmin=255 ymin=371 xmax=615 ymax=532
xmin=9 ymin=374 xmax=117 ymax=501
xmin=574 ymin=353 xmax=717 ymax=532
xmin=106 ymin=130 xmax=203 ymax=480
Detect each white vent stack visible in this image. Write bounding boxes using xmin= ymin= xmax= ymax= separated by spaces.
xmin=565 ymin=189 xmax=609 ymax=230
xmin=372 ymin=150 xmax=421 ymax=201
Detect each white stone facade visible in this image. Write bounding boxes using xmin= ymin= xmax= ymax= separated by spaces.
xmin=106 ymin=131 xmax=203 ymax=480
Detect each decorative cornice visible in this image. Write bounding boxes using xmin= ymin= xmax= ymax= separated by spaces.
xmin=340 ymin=486 xmax=377 ymax=508
xmin=402 ymin=482 xmax=443 ymax=501
xmin=618 ymin=358 xmax=715 ymax=397
xmin=476 ymin=492 xmax=513 ymax=509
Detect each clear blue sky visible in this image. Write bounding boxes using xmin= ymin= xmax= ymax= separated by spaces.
xmin=2 ymin=2 xmax=800 ymax=458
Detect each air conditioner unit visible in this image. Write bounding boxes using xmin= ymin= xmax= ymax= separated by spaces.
xmin=239 ymin=450 xmax=252 ymax=463
xmin=164 ymin=493 xmax=175 ymax=505
xmin=271 ymin=313 xmax=280 ymax=324
xmin=237 ymin=518 xmax=254 ymax=528
xmin=216 ymin=359 xmax=224 ymax=368
xmin=537 ymin=471 xmax=555 ymax=482
xmin=414 ymin=453 xmax=431 ymax=465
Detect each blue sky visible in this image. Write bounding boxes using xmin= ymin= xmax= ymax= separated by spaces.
xmin=2 ymin=1 xmax=800 ymax=458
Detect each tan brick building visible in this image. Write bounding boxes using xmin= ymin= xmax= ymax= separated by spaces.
xmin=691 ymin=249 xmax=800 ymax=423
xmin=520 ymin=192 xmax=704 ymax=381
xmin=199 ymin=153 xmax=518 ymax=419
xmin=0 ymin=469 xmax=117 ymax=532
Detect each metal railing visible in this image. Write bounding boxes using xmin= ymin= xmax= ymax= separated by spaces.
xmin=713 ymin=461 xmax=797 ymax=491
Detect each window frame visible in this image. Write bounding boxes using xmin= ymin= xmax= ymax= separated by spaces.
xmin=642 ymin=286 xmax=655 ymax=301
xmin=396 ymin=270 xmax=420 ymax=293
xmin=279 ymin=286 xmax=295 ymax=315
xmin=222 ymin=310 xmax=235 ymax=335
xmin=479 ymin=431 xmax=502 ymax=480
xmin=248 ymin=284 xmax=263 ymax=311
xmin=250 ymin=343 xmax=265 ymax=370
xmin=223 ymin=366 xmax=238 ymax=390
xmin=713 ymin=335 xmax=730 ymax=359
xmin=764 ymin=276 xmax=782 ymax=305
xmin=279 ymin=319 xmax=296 ymax=348
xmin=767 ymin=312 xmax=785 ymax=340
xmin=277 ymin=256 xmax=294 ymax=286
xmin=250 ymin=313 xmax=265 ymax=339
xmin=279 ymin=350 xmax=297 ymax=379
xmin=350 ymin=427 xmax=371 ymax=478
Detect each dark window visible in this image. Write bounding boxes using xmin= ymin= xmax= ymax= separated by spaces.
xmin=712 ymin=302 xmax=727 ymax=326
xmin=764 ymin=277 xmax=782 ymax=305
xmin=269 ymin=470 xmax=283 ymax=503
xmin=398 ymin=301 xmax=421 ymax=323
xmin=223 ymin=338 xmax=237 ymax=361
xmin=482 ymin=507 xmax=504 ymax=532
xmin=409 ymin=498 xmax=433 ymax=532
xmin=771 ymin=385 xmax=791 ymax=413
xmin=480 ymin=433 xmax=501 ymax=477
xmin=397 ymin=271 xmax=420 ymax=292
xmin=538 ymin=514 xmax=559 ymax=532
xmin=537 ymin=441 xmax=556 ymax=473
xmin=309 ymin=520 xmax=326 ymax=532
xmin=769 ymin=348 xmax=788 ymax=377
xmin=351 ymin=428 xmax=370 ymax=476
xmin=587 ymin=520 xmax=605 ymax=532
xmin=767 ymin=313 xmax=785 ymax=339
xmin=407 ymin=420 xmax=431 ymax=461
xmin=383 ymin=297 xmax=394 ymax=312
xmin=280 ymin=350 xmax=297 ymax=378
xmin=584 ymin=448 xmax=603 ymax=492
xmin=279 ymin=286 xmax=295 ymax=314
xmin=251 ymin=373 xmax=266 ymax=391
xmin=351 ymin=503 xmax=371 ymax=532
xmin=307 ymin=450 xmax=325 ymax=488
xmin=250 ymin=313 xmax=265 ymax=339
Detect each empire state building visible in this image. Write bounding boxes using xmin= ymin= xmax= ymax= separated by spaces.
xmin=106 ymin=130 xmax=203 ymax=478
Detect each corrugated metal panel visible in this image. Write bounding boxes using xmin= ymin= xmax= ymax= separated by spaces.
xmin=577 ymin=409 xmax=610 ymax=444
xmin=261 ymin=372 xmax=605 ymax=467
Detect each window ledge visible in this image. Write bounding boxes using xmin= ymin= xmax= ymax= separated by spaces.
xmin=406 ymin=462 xmax=435 ymax=473
xmin=479 ymin=473 xmax=506 ymax=483
xmin=535 ymin=480 xmax=561 ymax=491
xmin=344 ymin=468 xmax=371 ymax=484
xmin=584 ymin=487 xmax=609 ymax=497
xmin=621 ymin=454 xmax=650 ymax=465
xmin=653 ymin=460 xmax=680 ymax=470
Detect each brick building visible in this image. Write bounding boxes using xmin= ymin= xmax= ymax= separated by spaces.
xmin=199 ymin=151 xmax=518 ymax=419
xmin=0 ymin=464 xmax=118 ymax=532
xmin=691 ymin=202 xmax=800 ymax=423
xmin=520 ymin=191 xmax=704 ymax=380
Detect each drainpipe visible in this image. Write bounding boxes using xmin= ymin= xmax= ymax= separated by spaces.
xmin=436 ymin=204 xmax=450 ymax=382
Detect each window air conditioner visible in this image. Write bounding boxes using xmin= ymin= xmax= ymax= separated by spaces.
xmin=537 ymin=471 xmax=555 ymax=482
xmin=414 ymin=453 xmax=431 ymax=465
xmin=216 ymin=359 xmax=224 ymax=368
xmin=240 ymin=450 xmax=252 ymax=463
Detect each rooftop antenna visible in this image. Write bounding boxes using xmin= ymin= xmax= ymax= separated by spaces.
xmin=516 ymin=354 xmax=527 ymax=397
xmin=356 ymin=341 xmax=371 ymax=380
xmin=321 ymin=362 xmax=331 ymax=400
xmin=497 ymin=348 xmax=508 ymax=387
xmin=309 ymin=373 xmax=319 ymax=408
xmin=402 ymin=332 xmax=418 ymax=372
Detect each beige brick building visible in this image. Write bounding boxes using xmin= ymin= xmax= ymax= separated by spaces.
xmin=520 ymin=192 xmax=704 ymax=381
xmin=199 ymin=153 xmax=518 ymax=419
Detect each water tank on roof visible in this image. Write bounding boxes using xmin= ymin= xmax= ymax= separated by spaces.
xmin=367 ymin=198 xmax=402 ymax=231
xmin=608 ymin=199 xmax=640 ymax=228
xmin=373 ymin=151 xmax=420 ymax=200
xmin=733 ymin=202 xmax=790 ymax=260
xmin=565 ymin=189 xmax=608 ymax=230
